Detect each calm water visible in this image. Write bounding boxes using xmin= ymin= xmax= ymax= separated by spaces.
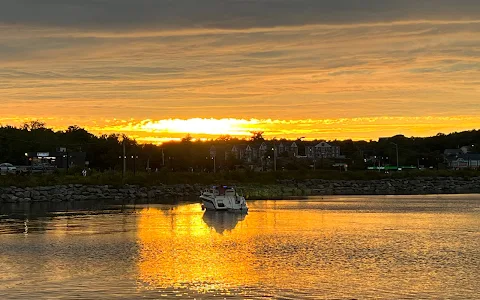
xmin=0 ymin=195 xmax=479 ymax=299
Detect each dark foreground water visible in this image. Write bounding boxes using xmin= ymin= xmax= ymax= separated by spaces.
xmin=0 ymin=195 xmax=479 ymax=299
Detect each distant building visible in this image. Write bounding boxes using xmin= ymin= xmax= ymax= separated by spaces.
xmin=447 ymin=153 xmax=480 ymax=169
xmin=443 ymin=146 xmax=480 ymax=169
xmin=231 ymin=144 xmax=247 ymax=160
xmin=290 ymin=142 xmax=299 ymax=157
xmin=25 ymin=149 xmax=86 ymax=169
xmin=305 ymin=142 xmax=341 ymax=159
xmin=222 ymin=140 xmax=342 ymax=171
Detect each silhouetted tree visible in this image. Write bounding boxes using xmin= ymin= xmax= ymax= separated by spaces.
xmin=250 ymin=131 xmax=264 ymax=142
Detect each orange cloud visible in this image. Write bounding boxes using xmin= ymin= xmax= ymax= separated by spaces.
xmin=1 ymin=19 xmax=480 ymax=138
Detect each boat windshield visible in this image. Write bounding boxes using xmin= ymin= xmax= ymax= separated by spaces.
xmin=211 ymin=185 xmax=234 ymax=196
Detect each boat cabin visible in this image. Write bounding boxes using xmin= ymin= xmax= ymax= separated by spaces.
xmin=207 ymin=185 xmax=237 ymax=196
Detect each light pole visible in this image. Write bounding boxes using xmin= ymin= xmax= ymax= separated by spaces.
xmin=470 ymin=144 xmax=475 ymax=169
xmin=122 ymin=138 xmax=126 ymax=176
xmin=390 ymin=142 xmax=399 ymax=169
xmin=309 ymin=148 xmax=315 ymax=171
xmin=131 ymin=155 xmax=138 ymax=175
xmin=161 ymin=148 xmax=165 ymax=166
xmin=210 ymin=146 xmax=216 ymax=173
xmin=119 ymin=155 xmax=126 ymax=177
xmin=272 ymin=146 xmax=277 ymax=171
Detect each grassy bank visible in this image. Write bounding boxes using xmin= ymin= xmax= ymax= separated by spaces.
xmin=0 ymin=169 xmax=479 ymax=188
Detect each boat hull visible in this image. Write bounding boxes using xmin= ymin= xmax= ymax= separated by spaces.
xmin=200 ymin=186 xmax=248 ymax=212
xmin=200 ymin=196 xmax=247 ymax=211
xmin=200 ymin=195 xmax=228 ymax=211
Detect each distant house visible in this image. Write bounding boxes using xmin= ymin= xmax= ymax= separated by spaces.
xmin=245 ymin=145 xmax=254 ymax=163
xmin=305 ymin=145 xmax=315 ymax=158
xmin=448 ymin=154 xmax=480 ymax=169
xmin=258 ymin=142 xmax=269 ymax=159
xmin=445 ymin=145 xmax=474 ymax=157
xmin=278 ymin=142 xmax=286 ymax=154
xmin=315 ymin=142 xmax=341 ymax=158
xmin=290 ymin=142 xmax=299 ymax=157
xmin=304 ymin=142 xmax=341 ymax=159
xmin=223 ymin=140 xmax=342 ymax=171
xmin=231 ymin=144 xmax=247 ymax=160
xmin=443 ymin=147 xmax=480 ymax=169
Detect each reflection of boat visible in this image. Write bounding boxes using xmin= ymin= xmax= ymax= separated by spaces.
xmin=200 ymin=185 xmax=248 ymax=212
xmin=202 ymin=211 xmax=247 ymax=234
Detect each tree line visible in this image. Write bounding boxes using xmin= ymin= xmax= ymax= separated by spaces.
xmin=1 ymin=121 xmax=479 ymax=171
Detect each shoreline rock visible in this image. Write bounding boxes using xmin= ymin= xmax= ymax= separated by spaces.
xmin=272 ymin=176 xmax=480 ymax=197
xmin=0 ymin=184 xmax=205 ymax=203
xmin=0 ymin=177 xmax=479 ymax=203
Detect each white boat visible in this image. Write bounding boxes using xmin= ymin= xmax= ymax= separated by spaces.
xmin=200 ymin=185 xmax=248 ymax=212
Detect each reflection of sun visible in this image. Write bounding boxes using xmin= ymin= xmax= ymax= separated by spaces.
xmin=136 ymin=205 xmax=256 ymax=294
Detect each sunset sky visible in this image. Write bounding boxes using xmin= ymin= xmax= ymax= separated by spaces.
xmin=1 ymin=1 xmax=480 ymax=143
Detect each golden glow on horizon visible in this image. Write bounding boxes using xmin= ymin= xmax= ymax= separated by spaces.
xmin=138 ymin=118 xmax=259 ymax=136
xmin=1 ymin=116 xmax=480 ymax=144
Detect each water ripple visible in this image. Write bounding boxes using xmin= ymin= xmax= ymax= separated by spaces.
xmin=0 ymin=196 xmax=479 ymax=299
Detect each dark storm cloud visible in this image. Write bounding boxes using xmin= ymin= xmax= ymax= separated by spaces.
xmin=1 ymin=0 xmax=480 ymax=30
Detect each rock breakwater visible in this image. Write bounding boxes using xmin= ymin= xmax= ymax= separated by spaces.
xmin=0 ymin=177 xmax=479 ymax=203
xmin=275 ymin=176 xmax=480 ymax=196
xmin=0 ymin=184 xmax=205 ymax=203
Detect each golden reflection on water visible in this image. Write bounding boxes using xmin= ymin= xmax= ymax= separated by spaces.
xmin=135 ymin=201 xmax=362 ymax=294
xmin=135 ymin=200 xmax=480 ymax=298
xmin=1 ymin=197 xmax=479 ymax=298
xmin=136 ymin=204 xmax=257 ymax=293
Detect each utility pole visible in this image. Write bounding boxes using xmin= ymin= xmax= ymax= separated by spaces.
xmin=66 ymin=149 xmax=69 ymax=174
xmin=390 ymin=142 xmax=399 ymax=169
xmin=273 ymin=145 xmax=277 ymax=171
xmin=122 ymin=139 xmax=126 ymax=177
xmin=161 ymin=148 xmax=165 ymax=166
xmin=132 ymin=155 xmax=137 ymax=175
xmin=210 ymin=146 xmax=216 ymax=173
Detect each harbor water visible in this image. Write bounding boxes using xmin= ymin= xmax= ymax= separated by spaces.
xmin=1 ymin=195 xmax=479 ymax=299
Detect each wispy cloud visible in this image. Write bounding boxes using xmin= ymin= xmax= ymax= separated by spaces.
xmin=1 ymin=1 xmax=480 ymax=139
xmin=2 ymin=1 xmax=480 ymax=30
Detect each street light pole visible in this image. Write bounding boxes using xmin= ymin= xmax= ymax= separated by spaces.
xmin=122 ymin=139 xmax=126 ymax=177
xmin=212 ymin=156 xmax=216 ymax=173
xmin=390 ymin=142 xmax=399 ymax=169
xmin=161 ymin=148 xmax=165 ymax=166
xmin=210 ymin=146 xmax=217 ymax=173
xmin=132 ymin=155 xmax=138 ymax=175
xmin=272 ymin=145 xmax=277 ymax=171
